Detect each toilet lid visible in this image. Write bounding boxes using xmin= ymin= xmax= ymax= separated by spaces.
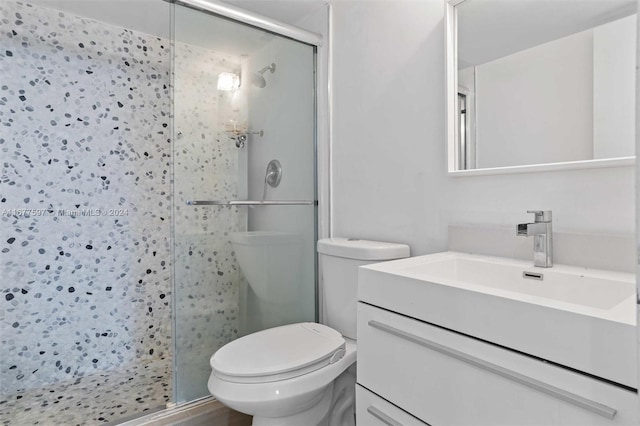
xmin=211 ymin=323 xmax=345 ymax=384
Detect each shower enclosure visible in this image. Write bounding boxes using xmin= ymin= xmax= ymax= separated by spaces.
xmin=0 ymin=0 xmax=319 ymax=423
xmin=171 ymin=2 xmax=318 ymax=402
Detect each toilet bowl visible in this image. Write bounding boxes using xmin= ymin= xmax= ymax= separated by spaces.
xmin=208 ymin=238 xmax=410 ymax=426
xmin=209 ymin=323 xmax=357 ymax=426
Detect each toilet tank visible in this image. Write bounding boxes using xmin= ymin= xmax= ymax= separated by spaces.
xmin=317 ymin=238 xmax=410 ymax=340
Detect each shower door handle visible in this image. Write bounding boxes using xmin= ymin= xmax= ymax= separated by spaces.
xmin=186 ymin=200 xmax=317 ymax=206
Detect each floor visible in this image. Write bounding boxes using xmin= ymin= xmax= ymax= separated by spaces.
xmin=116 ymin=398 xmax=252 ymax=426
xmin=166 ymin=406 xmax=251 ymax=426
xmin=0 ymin=363 xmax=171 ymax=426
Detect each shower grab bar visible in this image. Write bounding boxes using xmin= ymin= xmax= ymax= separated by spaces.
xmin=186 ymin=200 xmax=317 ymax=206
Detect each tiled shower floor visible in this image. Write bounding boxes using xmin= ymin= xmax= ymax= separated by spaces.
xmin=0 ymin=362 xmax=171 ymax=425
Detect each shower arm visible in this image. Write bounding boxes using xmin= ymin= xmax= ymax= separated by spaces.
xmin=257 ymin=64 xmax=276 ymax=75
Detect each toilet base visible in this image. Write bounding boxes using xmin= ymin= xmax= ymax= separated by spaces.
xmin=251 ymin=365 xmax=356 ymax=426
xmin=327 ymin=365 xmax=356 ymax=426
xmin=251 ymin=382 xmax=333 ymax=426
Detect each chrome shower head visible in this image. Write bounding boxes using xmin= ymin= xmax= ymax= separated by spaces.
xmin=252 ymin=63 xmax=276 ymax=88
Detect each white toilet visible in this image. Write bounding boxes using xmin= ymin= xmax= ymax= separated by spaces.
xmin=208 ymin=238 xmax=410 ymax=426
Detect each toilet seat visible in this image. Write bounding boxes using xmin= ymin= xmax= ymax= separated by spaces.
xmin=208 ymin=338 xmax=357 ymax=421
xmin=211 ymin=323 xmax=346 ymax=384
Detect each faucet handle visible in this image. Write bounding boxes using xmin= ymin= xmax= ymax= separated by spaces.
xmin=527 ymin=210 xmax=552 ymax=222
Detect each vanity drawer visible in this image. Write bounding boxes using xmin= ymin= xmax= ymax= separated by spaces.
xmin=357 ymin=302 xmax=638 ymax=425
xmin=356 ymin=384 xmax=428 ymax=426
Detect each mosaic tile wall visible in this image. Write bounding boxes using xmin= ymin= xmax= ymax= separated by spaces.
xmin=0 ymin=1 xmax=243 ymax=423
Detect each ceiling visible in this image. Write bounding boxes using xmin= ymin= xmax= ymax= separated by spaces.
xmin=457 ymin=0 xmax=637 ymax=68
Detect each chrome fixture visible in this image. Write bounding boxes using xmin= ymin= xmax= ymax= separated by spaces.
xmin=265 ymin=159 xmax=282 ymax=188
xmin=186 ymin=161 xmax=294 ymax=206
xmin=262 ymin=159 xmax=282 ymax=200
xmin=223 ymin=120 xmax=264 ymax=149
xmin=232 ymin=130 xmax=264 ymax=149
xmin=517 ymin=210 xmax=553 ymax=268
xmin=234 ymin=133 xmax=247 ymax=149
xmin=252 ymin=63 xmax=276 ymax=88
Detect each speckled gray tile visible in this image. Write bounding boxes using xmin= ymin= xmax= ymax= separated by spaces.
xmin=0 ymin=0 xmax=245 ymax=424
xmin=1 ymin=363 xmax=171 ymax=425
xmin=0 ymin=0 xmax=173 ymax=422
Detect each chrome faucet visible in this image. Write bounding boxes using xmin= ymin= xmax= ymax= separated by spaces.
xmin=516 ymin=210 xmax=553 ymax=268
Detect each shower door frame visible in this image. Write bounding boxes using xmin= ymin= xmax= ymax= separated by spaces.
xmin=168 ymin=0 xmax=331 ymax=405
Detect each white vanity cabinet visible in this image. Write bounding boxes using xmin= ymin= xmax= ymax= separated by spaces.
xmin=356 ymin=302 xmax=638 ymax=426
xmin=356 ymin=384 xmax=427 ymax=426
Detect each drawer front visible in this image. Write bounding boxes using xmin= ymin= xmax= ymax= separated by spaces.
xmin=357 ymin=302 xmax=638 ymax=426
xmin=356 ymin=384 xmax=428 ymax=426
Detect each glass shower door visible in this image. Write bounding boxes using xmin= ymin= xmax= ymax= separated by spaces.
xmin=172 ymin=4 xmax=317 ymax=402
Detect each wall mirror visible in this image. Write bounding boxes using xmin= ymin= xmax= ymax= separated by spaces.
xmin=446 ymin=0 xmax=637 ymax=175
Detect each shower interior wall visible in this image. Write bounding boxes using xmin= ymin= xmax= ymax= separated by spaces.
xmin=243 ymin=37 xmax=317 ymax=333
xmin=0 ymin=0 xmax=248 ymax=422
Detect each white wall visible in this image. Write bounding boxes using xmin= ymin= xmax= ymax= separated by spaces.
xmin=331 ymin=0 xmax=635 ymax=260
xmin=460 ymin=14 xmax=636 ymax=169
xmin=594 ymin=14 xmax=637 ymax=159
xmin=458 ymin=67 xmax=474 ymax=93
xmin=475 ymin=30 xmax=594 ymax=168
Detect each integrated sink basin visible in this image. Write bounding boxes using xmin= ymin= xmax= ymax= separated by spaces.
xmin=402 ymin=254 xmax=634 ymax=313
xmin=359 ymin=251 xmax=637 ymax=388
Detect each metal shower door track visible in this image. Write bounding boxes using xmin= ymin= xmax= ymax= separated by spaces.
xmin=171 ymin=0 xmax=324 ymax=46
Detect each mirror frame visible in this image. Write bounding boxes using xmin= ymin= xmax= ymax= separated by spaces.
xmin=445 ymin=0 xmax=635 ymax=177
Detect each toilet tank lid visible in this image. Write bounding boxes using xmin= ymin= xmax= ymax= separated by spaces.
xmin=317 ymin=238 xmax=410 ymax=261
